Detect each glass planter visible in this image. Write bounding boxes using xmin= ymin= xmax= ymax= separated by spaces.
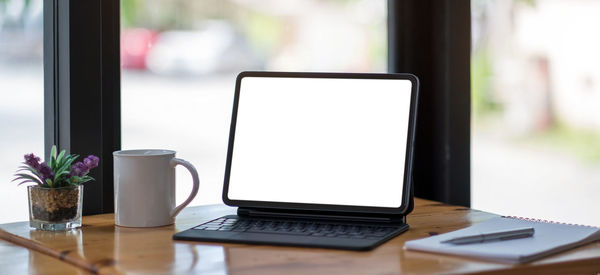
xmin=28 ymin=185 xmax=83 ymax=231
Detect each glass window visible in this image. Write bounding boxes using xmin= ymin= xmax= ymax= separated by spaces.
xmin=121 ymin=0 xmax=387 ymax=206
xmin=0 ymin=0 xmax=44 ymax=222
xmin=471 ymin=0 xmax=600 ymax=226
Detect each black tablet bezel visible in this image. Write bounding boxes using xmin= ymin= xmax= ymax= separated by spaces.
xmin=222 ymin=71 xmax=419 ymax=215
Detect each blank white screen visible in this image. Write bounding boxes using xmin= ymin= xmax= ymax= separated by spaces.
xmin=227 ymin=76 xmax=412 ymax=208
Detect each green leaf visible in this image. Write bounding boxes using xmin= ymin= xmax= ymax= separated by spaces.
xmin=53 ymin=155 xmax=75 ymax=179
xmin=49 ymin=145 xmax=57 ymax=169
xmin=12 ymin=177 xmax=30 ymax=183
xmin=78 ymin=178 xmax=92 ymax=184
xmin=57 ymin=170 xmax=70 ymax=177
xmin=13 ymin=173 xmax=42 ymax=185
xmin=63 ymin=161 xmax=75 ymax=172
xmin=16 ymin=167 xmax=36 ymax=175
xmin=54 ymin=170 xmax=71 ymax=184
xmin=56 ymin=149 xmax=66 ymax=167
xmin=17 ymin=166 xmax=42 ymax=178
xmin=15 ymin=166 xmax=45 ymax=184
xmin=13 ymin=173 xmax=36 ymax=181
xmin=63 ymin=154 xmax=78 ymax=170
xmin=68 ymin=176 xmax=80 ymax=184
xmin=45 ymin=178 xmax=54 ymax=188
xmin=67 ymin=154 xmax=79 ymax=163
xmin=55 ymin=163 xmax=71 ymax=177
xmin=17 ymin=180 xmax=33 ymax=186
xmin=75 ymin=175 xmax=95 ymax=184
xmin=51 ymin=145 xmax=57 ymax=159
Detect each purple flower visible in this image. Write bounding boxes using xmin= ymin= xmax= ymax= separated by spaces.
xmin=24 ymin=153 xmax=41 ymax=170
xmin=83 ymin=155 xmax=99 ymax=169
xmin=69 ymin=165 xmax=81 ymax=178
xmin=70 ymin=161 xmax=91 ymax=177
xmin=70 ymin=160 xmax=98 ymax=177
xmin=38 ymin=162 xmax=54 ymax=182
xmin=78 ymin=162 xmax=89 ymax=173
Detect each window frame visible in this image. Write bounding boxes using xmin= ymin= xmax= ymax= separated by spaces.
xmin=43 ymin=0 xmax=121 ymax=215
xmin=43 ymin=0 xmax=470 ymax=214
xmin=388 ymin=0 xmax=471 ymax=207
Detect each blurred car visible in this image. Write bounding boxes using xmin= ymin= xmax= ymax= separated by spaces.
xmin=121 ymin=28 xmax=158 ymax=70
xmin=145 ymin=21 xmax=262 ymax=76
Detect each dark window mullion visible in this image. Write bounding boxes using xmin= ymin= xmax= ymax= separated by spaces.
xmin=388 ymin=0 xmax=471 ymax=207
xmin=43 ymin=0 xmax=120 ymax=215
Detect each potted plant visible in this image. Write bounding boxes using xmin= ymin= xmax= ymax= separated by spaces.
xmin=13 ymin=145 xmax=99 ymax=231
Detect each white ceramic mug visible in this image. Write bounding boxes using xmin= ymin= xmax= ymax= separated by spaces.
xmin=113 ymin=149 xmax=199 ymax=227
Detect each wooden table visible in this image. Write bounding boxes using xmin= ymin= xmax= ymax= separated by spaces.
xmin=1 ymin=198 xmax=599 ymax=274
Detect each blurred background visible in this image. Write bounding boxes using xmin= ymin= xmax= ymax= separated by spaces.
xmin=0 ymin=0 xmax=598 ymax=226
xmin=0 ymin=0 xmax=45 ymax=222
xmin=471 ymin=0 xmax=600 ymax=226
xmin=118 ymin=0 xmax=387 ymax=214
xmin=0 ymin=0 xmax=387 ymax=222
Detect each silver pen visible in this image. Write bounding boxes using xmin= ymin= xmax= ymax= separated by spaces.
xmin=441 ymin=227 xmax=535 ymax=245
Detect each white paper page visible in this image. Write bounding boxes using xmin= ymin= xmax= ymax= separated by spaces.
xmin=404 ymin=216 xmax=600 ymax=262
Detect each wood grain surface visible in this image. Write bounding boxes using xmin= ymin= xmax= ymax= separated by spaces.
xmin=0 ymin=236 xmax=91 ymax=275
xmin=1 ymin=198 xmax=599 ymax=274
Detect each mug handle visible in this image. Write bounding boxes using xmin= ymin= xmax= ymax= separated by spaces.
xmin=169 ymin=158 xmax=200 ymax=218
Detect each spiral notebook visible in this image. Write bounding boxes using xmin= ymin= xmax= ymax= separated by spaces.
xmin=404 ymin=216 xmax=600 ymax=263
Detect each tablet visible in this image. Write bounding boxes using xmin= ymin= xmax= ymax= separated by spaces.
xmin=222 ymin=72 xmax=419 ymax=215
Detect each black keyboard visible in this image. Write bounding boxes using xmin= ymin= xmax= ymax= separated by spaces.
xmin=192 ymin=217 xmax=399 ymax=239
xmin=175 ymin=215 xmax=410 ymax=250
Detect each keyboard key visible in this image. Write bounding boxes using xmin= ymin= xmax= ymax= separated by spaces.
xmin=247 ymin=228 xmax=311 ymax=235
